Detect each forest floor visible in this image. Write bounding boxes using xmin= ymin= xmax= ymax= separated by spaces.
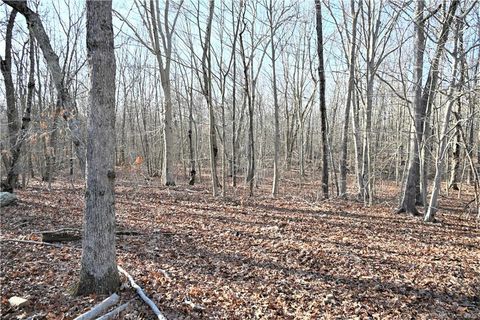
xmin=1 ymin=170 xmax=479 ymax=319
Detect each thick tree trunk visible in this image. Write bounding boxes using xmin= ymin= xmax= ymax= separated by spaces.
xmin=315 ymin=0 xmax=329 ymax=199
xmin=75 ymin=0 xmax=119 ymax=295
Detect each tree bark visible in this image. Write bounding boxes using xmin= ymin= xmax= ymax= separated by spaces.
xmin=75 ymin=0 xmax=119 ymax=295
xmin=315 ymin=0 xmax=329 ymax=199
xmin=1 ymin=9 xmax=18 ymax=151
xmin=1 ymin=10 xmax=19 ymax=192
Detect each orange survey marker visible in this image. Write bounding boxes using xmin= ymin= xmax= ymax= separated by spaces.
xmin=134 ymin=156 xmax=144 ymax=166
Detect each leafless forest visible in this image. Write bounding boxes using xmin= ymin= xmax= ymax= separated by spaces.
xmin=1 ymin=0 xmax=479 ymax=319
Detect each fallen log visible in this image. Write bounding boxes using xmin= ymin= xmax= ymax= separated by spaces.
xmin=118 ymin=266 xmax=167 ymax=320
xmin=40 ymin=228 xmax=141 ymax=243
xmin=73 ymin=293 xmax=119 ymax=320
xmin=42 ymin=229 xmax=81 ymax=243
xmin=116 ymin=230 xmax=142 ymax=236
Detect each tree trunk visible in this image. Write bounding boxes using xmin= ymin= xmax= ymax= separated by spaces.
xmin=120 ymin=79 xmax=128 ymax=166
xmin=201 ymin=0 xmax=218 ymax=196
xmin=270 ymin=14 xmax=280 ymax=197
xmin=352 ymin=80 xmax=364 ymax=198
xmin=188 ymin=67 xmax=196 ymax=185
xmin=1 ymin=10 xmax=19 ymax=192
xmin=75 ymin=0 xmax=119 ymax=295
xmin=231 ymin=55 xmax=237 ymax=187
xmin=239 ymin=14 xmax=255 ymax=197
xmin=449 ymin=21 xmax=467 ymax=191
xmin=425 ymin=17 xmax=461 ymax=222
xmin=162 ymin=80 xmax=176 ymax=186
xmin=246 ymin=81 xmax=255 ymax=197
xmin=339 ymin=0 xmax=359 ymax=198
xmin=362 ymin=71 xmax=374 ymax=204
xmin=449 ymin=101 xmax=462 ymax=190
xmin=3 ymin=31 xmax=36 ymax=193
xmin=315 ymin=0 xmax=329 ymax=199
xmin=478 ymin=126 xmax=480 ymax=178
xmin=147 ymin=0 xmax=179 ymax=186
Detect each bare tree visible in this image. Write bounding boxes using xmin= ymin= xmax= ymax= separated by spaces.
xmin=315 ymin=0 xmax=328 ymax=199
xmin=1 ymin=9 xmax=19 ymax=191
xmin=115 ymin=0 xmax=185 ymax=186
xmin=265 ymin=0 xmax=294 ymax=197
xmin=338 ymin=0 xmax=360 ymax=198
xmin=238 ymin=1 xmax=269 ymax=197
xmin=425 ymin=14 xmax=462 ymax=222
xmin=398 ymin=0 xmax=459 ymax=215
xmin=2 ymin=29 xmax=35 ymax=193
xmin=3 ymin=0 xmax=86 ymax=175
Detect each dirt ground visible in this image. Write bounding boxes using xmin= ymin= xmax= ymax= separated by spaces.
xmin=1 ymin=172 xmax=479 ymax=319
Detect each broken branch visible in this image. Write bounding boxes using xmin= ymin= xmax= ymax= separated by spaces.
xmin=118 ymin=266 xmax=167 ymax=320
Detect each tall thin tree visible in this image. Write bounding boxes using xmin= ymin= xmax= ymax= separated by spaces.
xmin=315 ymin=0 xmax=329 ymax=199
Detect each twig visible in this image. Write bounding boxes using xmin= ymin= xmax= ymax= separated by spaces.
xmin=159 ymin=269 xmax=172 ymax=282
xmin=117 ymin=266 xmax=167 ymax=320
xmin=0 ymin=238 xmax=63 ymax=248
xmin=73 ymin=293 xmax=119 ymax=320
xmin=183 ymin=298 xmax=205 ymax=312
